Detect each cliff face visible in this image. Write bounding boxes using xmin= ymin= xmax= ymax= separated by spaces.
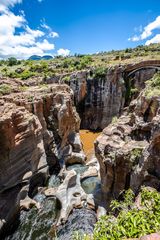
xmin=0 ymin=83 xmax=85 ymax=235
xmin=66 ymin=67 xmax=125 ymax=130
xmin=0 ymin=84 xmax=85 ymax=190
xmin=0 ymin=102 xmax=46 ymax=190
xmin=62 ymin=62 xmax=158 ymax=130
xmin=95 ymin=92 xmax=160 ymax=201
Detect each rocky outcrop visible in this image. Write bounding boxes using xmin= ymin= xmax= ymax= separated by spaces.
xmin=0 ymin=102 xmax=47 ymax=190
xmin=60 ymin=61 xmax=160 ymax=130
xmin=0 ymin=82 xmax=85 ymax=236
xmin=95 ymin=92 xmax=160 ymax=201
xmin=66 ymin=68 xmax=125 ymax=130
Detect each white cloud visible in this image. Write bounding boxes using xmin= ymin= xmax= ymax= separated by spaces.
xmin=36 ymin=39 xmax=54 ymax=51
xmin=0 ymin=6 xmax=56 ymax=59
xmin=49 ymin=31 xmax=59 ymax=38
xmin=0 ymin=0 xmax=22 ymax=8
xmin=145 ymin=34 xmax=160 ymax=45
xmin=41 ymin=22 xmax=59 ymax=38
xmin=129 ymin=16 xmax=160 ymax=44
xmin=128 ymin=36 xmax=139 ymax=42
xmin=57 ymin=48 xmax=70 ymax=57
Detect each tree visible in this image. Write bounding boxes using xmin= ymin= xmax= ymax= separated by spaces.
xmin=7 ymin=57 xmax=18 ymax=66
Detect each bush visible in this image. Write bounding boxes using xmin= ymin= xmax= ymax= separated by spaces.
xmin=8 ymin=71 xmax=19 ymax=78
xmin=111 ymin=116 xmax=118 ymax=124
xmin=144 ymin=72 xmax=160 ymax=98
xmin=93 ymin=67 xmax=107 ymax=79
xmin=7 ymin=57 xmax=18 ymax=66
xmin=20 ymin=70 xmax=35 ymax=80
xmin=93 ymin=188 xmax=160 ymax=240
xmin=72 ymin=231 xmax=92 ymax=240
xmin=0 ymin=84 xmax=12 ymax=95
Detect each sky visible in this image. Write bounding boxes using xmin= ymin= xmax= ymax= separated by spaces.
xmin=0 ymin=0 xmax=160 ymax=59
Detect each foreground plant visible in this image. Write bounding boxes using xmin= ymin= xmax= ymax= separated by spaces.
xmin=93 ymin=188 xmax=160 ymax=240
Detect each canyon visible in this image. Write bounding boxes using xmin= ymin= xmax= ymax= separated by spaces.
xmin=0 ymin=60 xmax=160 ymax=239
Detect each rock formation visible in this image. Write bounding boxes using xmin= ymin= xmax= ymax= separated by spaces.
xmin=1 ymin=60 xmax=160 ymax=238
xmin=0 ymin=82 xmax=85 ymax=236
xmin=64 ymin=67 xmax=125 ymax=130
xmin=95 ymin=90 xmax=160 ymax=201
xmin=59 ymin=60 xmax=160 ymax=130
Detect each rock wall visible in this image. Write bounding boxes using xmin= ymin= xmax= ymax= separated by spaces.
xmin=66 ymin=67 xmax=125 ymax=130
xmin=60 ymin=62 xmax=159 ymax=130
xmin=95 ymin=92 xmax=160 ymax=202
xmin=0 ymin=102 xmax=46 ymax=190
xmin=0 ymin=83 xmax=85 ymax=236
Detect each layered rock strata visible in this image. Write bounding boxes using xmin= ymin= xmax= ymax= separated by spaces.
xmin=0 ymin=83 xmax=85 ymax=236
xmin=95 ymin=92 xmax=160 ymax=201
xmin=59 ymin=61 xmax=160 ymax=130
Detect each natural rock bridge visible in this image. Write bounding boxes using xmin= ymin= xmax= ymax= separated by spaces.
xmin=124 ymin=60 xmax=160 ymax=77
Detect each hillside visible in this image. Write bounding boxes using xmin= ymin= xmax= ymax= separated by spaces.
xmin=1 ymin=44 xmax=160 ymax=82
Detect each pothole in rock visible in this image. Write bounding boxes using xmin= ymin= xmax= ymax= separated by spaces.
xmin=81 ymin=176 xmax=101 ymax=195
xmin=47 ymin=175 xmax=61 ymax=188
xmin=67 ymin=164 xmax=89 ymax=174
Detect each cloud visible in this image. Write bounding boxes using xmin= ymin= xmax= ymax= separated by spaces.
xmin=49 ymin=31 xmax=59 ymax=38
xmin=41 ymin=22 xmax=59 ymax=38
xmin=129 ymin=16 xmax=160 ymax=44
xmin=36 ymin=39 xmax=54 ymax=51
xmin=0 ymin=0 xmax=22 ymax=8
xmin=145 ymin=34 xmax=160 ymax=45
xmin=128 ymin=36 xmax=139 ymax=42
xmin=0 ymin=5 xmax=56 ymax=59
xmin=57 ymin=48 xmax=70 ymax=57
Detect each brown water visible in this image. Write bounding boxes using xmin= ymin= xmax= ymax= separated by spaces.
xmin=80 ymin=130 xmax=101 ymax=160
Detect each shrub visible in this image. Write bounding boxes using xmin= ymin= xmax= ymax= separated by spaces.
xmin=0 ymin=84 xmax=12 ymax=95
xmin=8 ymin=71 xmax=19 ymax=78
xmin=20 ymin=70 xmax=35 ymax=80
xmin=111 ymin=116 xmax=118 ymax=124
xmin=144 ymin=72 xmax=160 ymax=98
xmin=93 ymin=67 xmax=107 ymax=79
xmin=93 ymin=188 xmax=160 ymax=240
xmin=62 ymin=76 xmax=70 ymax=82
xmin=7 ymin=57 xmax=18 ymax=66
xmin=72 ymin=231 xmax=92 ymax=240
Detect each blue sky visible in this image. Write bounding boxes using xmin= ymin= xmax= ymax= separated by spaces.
xmin=0 ymin=0 xmax=160 ymax=58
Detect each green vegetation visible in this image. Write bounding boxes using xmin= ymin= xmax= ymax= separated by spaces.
xmin=72 ymin=231 xmax=92 ymax=240
xmin=145 ymin=72 xmax=160 ymax=98
xmin=92 ymin=67 xmax=107 ymax=79
xmin=130 ymin=148 xmax=142 ymax=166
xmin=71 ymin=188 xmax=160 ymax=240
xmin=130 ymin=87 xmax=139 ymax=95
xmin=111 ymin=116 xmax=118 ymax=124
xmin=93 ymin=188 xmax=160 ymax=240
xmin=1 ymin=43 xmax=160 ymax=81
xmin=7 ymin=57 xmax=18 ymax=66
xmin=0 ymin=84 xmax=12 ymax=95
xmin=62 ymin=76 xmax=70 ymax=82
xmin=20 ymin=70 xmax=35 ymax=80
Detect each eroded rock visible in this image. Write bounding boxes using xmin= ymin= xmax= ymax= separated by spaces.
xmin=95 ymin=93 xmax=160 ymax=201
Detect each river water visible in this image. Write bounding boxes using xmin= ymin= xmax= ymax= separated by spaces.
xmin=79 ymin=130 xmax=101 ymax=160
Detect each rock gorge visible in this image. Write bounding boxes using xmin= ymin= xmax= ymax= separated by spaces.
xmin=0 ymin=83 xmax=85 ymax=237
xmin=1 ymin=60 xmax=160 ymax=239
